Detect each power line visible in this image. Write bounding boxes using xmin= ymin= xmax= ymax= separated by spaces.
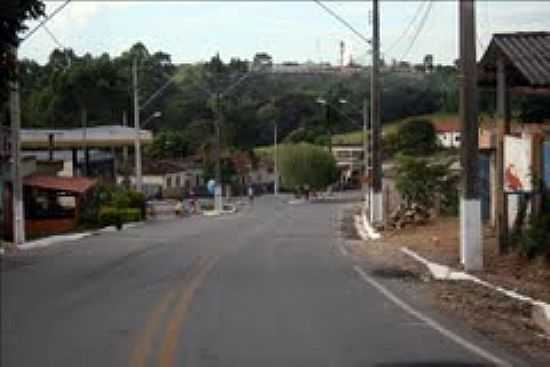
xmin=22 ymin=0 xmax=72 ymax=43
xmin=43 ymin=24 xmax=65 ymax=50
xmin=399 ymin=0 xmax=433 ymax=62
xmin=384 ymin=2 xmax=427 ymax=55
xmin=313 ymin=0 xmax=371 ymax=46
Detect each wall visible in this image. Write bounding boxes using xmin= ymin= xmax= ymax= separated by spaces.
xmin=25 ymin=218 xmax=76 ymax=238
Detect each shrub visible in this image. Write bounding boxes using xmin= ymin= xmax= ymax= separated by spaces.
xmin=395 ymin=119 xmax=438 ymax=156
xmin=119 ymin=208 xmax=142 ymax=223
xmin=279 ymin=143 xmax=338 ymax=191
xmin=395 ymin=154 xmax=456 ymax=210
xmin=98 ymin=207 xmax=142 ymax=229
xmin=98 ymin=207 xmax=122 ymax=228
xmin=518 ymin=213 xmax=550 ymax=259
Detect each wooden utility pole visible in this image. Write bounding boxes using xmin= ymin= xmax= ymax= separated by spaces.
xmin=496 ymin=56 xmax=511 ymax=254
xmin=459 ymin=0 xmax=482 ymax=271
xmin=370 ymin=0 xmax=382 ymax=223
xmin=9 ymin=46 xmax=25 ymax=245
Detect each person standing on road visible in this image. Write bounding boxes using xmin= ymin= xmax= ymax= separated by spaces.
xmin=248 ymin=185 xmax=254 ymax=205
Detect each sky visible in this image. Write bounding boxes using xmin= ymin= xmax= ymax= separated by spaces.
xmin=19 ymin=1 xmax=550 ymax=66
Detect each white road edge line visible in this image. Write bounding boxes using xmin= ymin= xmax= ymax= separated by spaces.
xmin=338 ymin=244 xmax=349 ymax=257
xmin=352 ymin=265 xmax=513 ymax=367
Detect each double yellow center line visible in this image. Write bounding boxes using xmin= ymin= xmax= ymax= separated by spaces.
xmin=130 ymin=256 xmax=218 ymax=367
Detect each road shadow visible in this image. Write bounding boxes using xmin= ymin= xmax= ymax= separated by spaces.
xmin=373 ymin=362 xmax=493 ymax=367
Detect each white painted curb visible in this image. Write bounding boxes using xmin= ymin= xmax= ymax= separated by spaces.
xmin=354 ymin=211 xmax=382 ymax=241
xmin=0 ymin=221 xmax=144 ymax=254
xmin=401 ymin=246 xmax=550 ymax=335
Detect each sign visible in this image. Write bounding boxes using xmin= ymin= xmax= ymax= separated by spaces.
xmin=504 ymin=135 xmax=532 ymax=193
xmin=544 ymin=141 xmax=550 ymax=189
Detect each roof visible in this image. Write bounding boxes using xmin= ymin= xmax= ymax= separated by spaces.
xmin=435 ymin=121 xmax=460 ymax=133
xmin=479 ymin=32 xmax=550 ymax=88
xmin=23 ymin=174 xmax=96 ymax=194
xmin=20 ymin=125 xmax=153 ymax=149
xmin=141 ymin=159 xmax=192 ymax=175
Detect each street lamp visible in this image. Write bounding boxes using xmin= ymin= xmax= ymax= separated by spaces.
xmin=142 ymin=111 xmax=162 ymax=128
xmin=316 ymin=97 xmax=347 ymax=153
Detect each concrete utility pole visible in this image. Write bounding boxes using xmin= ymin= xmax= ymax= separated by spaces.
xmin=495 ymin=56 xmax=511 ymax=254
xmin=370 ymin=0 xmax=383 ymax=224
xmin=214 ymin=91 xmax=223 ymax=212
xmin=122 ymin=110 xmax=128 ymax=171
xmin=459 ymin=0 xmax=482 ymax=271
xmin=362 ymin=98 xmax=369 ymax=178
xmin=9 ymin=46 xmax=25 ymax=245
xmin=274 ymin=121 xmax=279 ymax=196
xmin=133 ymin=57 xmax=143 ymax=193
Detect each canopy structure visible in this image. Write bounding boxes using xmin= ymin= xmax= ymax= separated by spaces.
xmin=20 ymin=125 xmax=153 ymax=149
xmin=23 ymin=174 xmax=96 ymax=194
xmin=478 ymin=32 xmax=550 ymax=93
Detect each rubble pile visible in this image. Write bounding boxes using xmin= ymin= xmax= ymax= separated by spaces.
xmin=386 ymin=203 xmax=432 ymax=230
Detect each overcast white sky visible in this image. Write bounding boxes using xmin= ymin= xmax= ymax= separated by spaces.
xmin=19 ymin=1 xmax=550 ymax=66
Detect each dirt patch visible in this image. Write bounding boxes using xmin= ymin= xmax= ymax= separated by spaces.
xmin=344 ymin=211 xmax=550 ymax=366
xmin=380 ymin=216 xmax=550 ymax=304
xmin=431 ymin=281 xmax=550 ymax=366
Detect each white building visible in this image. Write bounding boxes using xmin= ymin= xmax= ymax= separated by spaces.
xmin=436 ymin=126 xmax=461 ymax=148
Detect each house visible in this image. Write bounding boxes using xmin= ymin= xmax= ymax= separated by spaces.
xmin=435 ymin=122 xmax=461 ymax=148
xmin=331 ymin=144 xmax=364 ymax=187
xmin=118 ymin=159 xmax=204 ymax=199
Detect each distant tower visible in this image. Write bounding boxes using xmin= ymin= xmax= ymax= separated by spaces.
xmin=339 ymin=40 xmax=345 ymax=68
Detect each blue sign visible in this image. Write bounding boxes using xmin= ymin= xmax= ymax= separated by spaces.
xmin=544 ymin=141 xmax=550 ymax=189
xmin=207 ymin=179 xmax=216 ymax=195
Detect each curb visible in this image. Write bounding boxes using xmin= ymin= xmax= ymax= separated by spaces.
xmin=354 ymin=210 xmax=382 ymax=240
xmin=0 ymin=221 xmax=144 ymax=254
xmin=401 ymin=246 xmax=550 ymax=336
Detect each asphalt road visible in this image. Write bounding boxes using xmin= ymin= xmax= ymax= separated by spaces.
xmin=1 ymin=194 xmax=530 ymax=367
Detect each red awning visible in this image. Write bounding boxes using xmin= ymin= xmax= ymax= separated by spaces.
xmin=23 ymin=174 xmax=96 ymax=194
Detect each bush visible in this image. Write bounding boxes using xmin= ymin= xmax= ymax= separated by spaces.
xmin=395 ymin=154 xmax=457 ymax=210
xmin=395 ymin=119 xmax=438 ymax=156
xmin=98 ymin=207 xmax=122 ymax=228
xmin=98 ymin=207 xmax=142 ymax=229
xmin=517 ymin=213 xmax=550 ymax=259
xmin=279 ymin=143 xmax=338 ymax=191
xmin=119 ymin=208 xmax=142 ymax=223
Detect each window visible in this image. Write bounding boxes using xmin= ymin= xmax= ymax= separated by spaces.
xmin=176 ymin=175 xmax=181 ymax=187
xmin=166 ymin=176 xmax=172 ymax=188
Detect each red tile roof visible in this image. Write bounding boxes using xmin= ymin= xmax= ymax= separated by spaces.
xmin=23 ymin=174 xmax=96 ymax=194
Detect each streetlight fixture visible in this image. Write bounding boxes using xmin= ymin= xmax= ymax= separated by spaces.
xmin=142 ymin=111 xmax=162 ymax=128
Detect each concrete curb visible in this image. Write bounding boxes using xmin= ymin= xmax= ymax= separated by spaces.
xmin=353 ymin=210 xmax=382 ymax=241
xmin=0 ymin=221 xmax=144 ymax=254
xmin=401 ymin=246 xmax=550 ymax=336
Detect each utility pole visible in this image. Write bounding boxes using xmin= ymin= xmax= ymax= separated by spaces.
xmin=326 ymin=104 xmax=332 ymax=153
xmin=459 ymin=0 xmax=482 ymax=271
xmin=370 ymin=0 xmax=383 ymax=224
xmin=214 ymin=91 xmax=223 ymax=212
xmin=122 ymin=110 xmax=128 ymax=172
xmin=362 ymin=98 xmax=369 ymax=202
xmin=9 ymin=46 xmax=25 ymax=245
xmin=133 ymin=57 xmax=143 ymax=193
xmin=274 ymin=121 xmax=279 ymax=196
xmin=81 ymin=108 xmax=88 ymax=176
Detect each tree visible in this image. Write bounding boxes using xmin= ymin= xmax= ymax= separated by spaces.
xmin=279 ymin=143 xmax=338 ymax=191
xmin=1 ymin=0 xmax=45 ymax=102
xmin=395 ymin=118 xmax=438 ymax=156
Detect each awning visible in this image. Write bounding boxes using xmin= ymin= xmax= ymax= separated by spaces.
xmin=23 ymin=174 xmax=96 ymax=194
